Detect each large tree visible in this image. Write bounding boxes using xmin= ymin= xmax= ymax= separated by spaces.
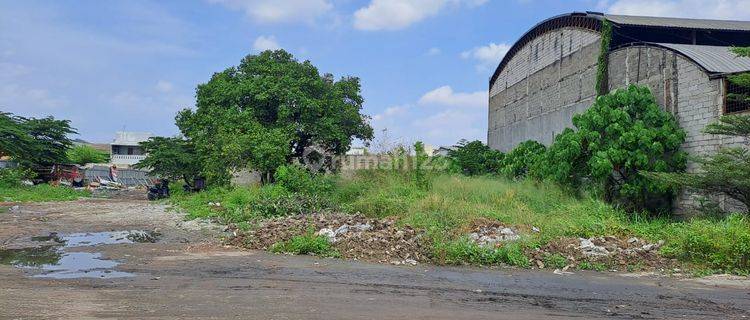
xmin=177 ymin=50 xmax=373 ymax=184
xmin=133 ymin=137 xmax=202 ymax=187
xmin=0 ymin=112 xmax=75 ymax=168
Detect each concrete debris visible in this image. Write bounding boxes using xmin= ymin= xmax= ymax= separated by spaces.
xmin=532 ymin=226 xmax=540 ymax=233
xmin=467 ymin=223 xmax=521 ymax=248
xmin=9 ymin=205 xmax=20 ymax=213
xmin=579 ymin=238 xmax=610 ymax=257
xmin=317 ymin=223 xmax=373 ymax=243
xmin=232 ymin=213 xmax=430 ymax=263
xmin=529 ymin=236 xmax=674 ymax=272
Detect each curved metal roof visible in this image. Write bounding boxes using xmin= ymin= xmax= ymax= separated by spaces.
xmin=616 ymin=43 xmax=750 ymax=76
xmin=606 ymin=14 xmax=750 ymax=32
xmin=490 ymin=12 xmax=750 ymax=87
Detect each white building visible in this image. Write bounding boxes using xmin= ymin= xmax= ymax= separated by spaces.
xmin=110 ymin=131 xmax=153 ymax=166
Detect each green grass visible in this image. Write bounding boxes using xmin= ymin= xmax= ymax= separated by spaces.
xmin=170 ymin=169 xmax=750 ymax=274
xmin=270 ymin=232 xmax=339 ymax=257
xmin=0 ymin=184 xmax=89 ymax=202
xmin=332 ymin=170 xmax=750 ymax=274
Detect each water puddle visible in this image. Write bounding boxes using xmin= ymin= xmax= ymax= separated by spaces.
xmin=0 ymin=230 xmax=159 ymax=279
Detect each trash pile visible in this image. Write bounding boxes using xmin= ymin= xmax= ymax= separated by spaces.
xmin=230 ymin=213 xmax=431 ymax=264
xmin=528 ymin=236 xmax=675 ymax=270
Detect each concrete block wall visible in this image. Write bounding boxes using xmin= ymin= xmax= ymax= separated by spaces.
xmin=609 ymin=46 xmax=748 ymax=214
xmin=488 ymin=27 xmax=600 ymax=151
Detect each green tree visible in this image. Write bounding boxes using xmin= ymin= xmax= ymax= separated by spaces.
xmin=500 ymin=140 xmax=546 ymax=180
xmin=66 ymin=145 xmax=110 ymax=165
xmin=448 ymin=140 xmax=504 ymax=176
xmin=176 ymin=50 xmax=373 ymax=185
xmin=0 ymin=112 xmax=33 ymax=160
xmin=0 ymin=112 xmax=75 ymax=168
xmin=413 ymin=141 xmax=430 ymax=190
xmin=727 ymin=47 xmax=750 ymax=105
xmin=543 ymin=85 xmax=687 ymax=212
xmin=133 ymin=137 xmax=202 ymax=187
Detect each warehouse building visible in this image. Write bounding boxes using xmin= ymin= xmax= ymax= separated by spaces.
xmin=488 ymin=12 xmax=750 ymax=212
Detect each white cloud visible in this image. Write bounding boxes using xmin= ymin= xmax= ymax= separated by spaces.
xmin=208 ymin=0 xmax=333 ymax=24
xmin=353 ymin=0 xmax=488 ymax=31
xmin=370 ymin=85 xmax=487 ymax=146
xmin=253 ymin=35 xmax=281 ymax=51
xmin=600 ymin=0 xmax=750 ymax=20
xmin=372 ymin=105 xmax=408 ymax=121
xmin=426 ymin=47 xmax=442 ymax=56
xmin=0 ymin=84 xmax=67 ymax=111
xmin=411 ymin=108 xmax=484 ymax=144
xmin=461 ymin=42 xmax=511 ymax=71
xmin=418 ymin=85 xmax=486 ymax=108
xmin=155 ymin=80 xmax=174 ymax=93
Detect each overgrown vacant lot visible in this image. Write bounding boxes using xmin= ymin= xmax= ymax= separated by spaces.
xmin=171 ymin=170 xmax=750 ymax=275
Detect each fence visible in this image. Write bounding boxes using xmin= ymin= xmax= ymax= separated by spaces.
xmin=84 ymin=165 xmax=154 ymax=187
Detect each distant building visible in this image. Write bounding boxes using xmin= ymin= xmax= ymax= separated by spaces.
xmin=346 ymin=147 xmax=368 ymax=156
xmin=432 ymin=146 xmax=454 ymax=157
xmin=110 ymin=131 xmax=153 ymax=166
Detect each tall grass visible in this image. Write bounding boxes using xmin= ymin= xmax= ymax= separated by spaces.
xmin=332 ymin=170 xmax=750 ymax=273
xmin=171 ymin=169 xmax=750 ymax=273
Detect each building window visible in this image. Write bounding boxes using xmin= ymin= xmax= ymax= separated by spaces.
xmin=112 ymin=146 xmax=120 ymax=155
xmin=127 ymin=147 xmax=134 ymax=155
xmin=726 ymin=76 xmax=750 ymax=114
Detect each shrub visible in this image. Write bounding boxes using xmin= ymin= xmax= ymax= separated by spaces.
xmin=413 ymin=141 xmax=431 ymax=190
xmin=66 ymin=145 xmax=109 ymax=165
xmin=274 ymin=164 xmax=334 ymax=195
xmin=542 ymin=85 xmax=687 ymax=213
xmin=448 ymin=140 xmax=504 ymax=176
xmin=501 ymin=140 xmax=546 ymax=180
xmin=0 ymin=168 xmax=34 ymax=188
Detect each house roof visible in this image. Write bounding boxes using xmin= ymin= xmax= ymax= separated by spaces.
xmin=605 ymin=14 xmax=750 ymax=31
xmin=490 ymin=12 xmax=750 ymax=87
xmin=642 ymin=43 xmax=750 ymax=75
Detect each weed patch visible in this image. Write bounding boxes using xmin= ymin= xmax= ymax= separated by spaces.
xmin=270 ymin=231 xmax=339 ymax=257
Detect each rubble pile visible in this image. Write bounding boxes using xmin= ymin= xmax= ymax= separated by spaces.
xmin=467 ymin=222 xmax=521 ymax=248
xmin=231 ymin=213 xmax=431 ymax=264
xmin=529 ymin=236 xmax=674 ymax=270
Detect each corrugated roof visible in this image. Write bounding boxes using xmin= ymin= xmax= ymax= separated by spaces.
xmin=606 ymin=14 xmax=750 ymax=31
xmin=648 ymin=43 xmax=750 ymax=74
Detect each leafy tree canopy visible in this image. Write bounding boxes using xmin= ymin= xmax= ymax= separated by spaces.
xmin=500 ymin=140 xmax=546 ymax=180
xmin=0 ymin=112 xmax=76 ymax=168
xmin=177 ymin=50 xmax=373 ymax=184
xmin=67 ymin=145 xmax=110 ymax=165
xmin=133 ymin=137 xmax=202 ymax=187
xmin=448 ymin=140 xmax=504 ymax=176
xmin=543 ymin=85 xmax=687 ymax=212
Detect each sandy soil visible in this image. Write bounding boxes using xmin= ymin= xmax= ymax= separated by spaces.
xmin=1 ymin=198 xmax=748 ymax=319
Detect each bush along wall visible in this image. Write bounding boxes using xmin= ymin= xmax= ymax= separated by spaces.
xmin=464 ymin=85 xmax=687 ymax=214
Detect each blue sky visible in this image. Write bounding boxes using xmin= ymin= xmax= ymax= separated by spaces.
xmin=2 ymin=0 xmax=749 ymax=147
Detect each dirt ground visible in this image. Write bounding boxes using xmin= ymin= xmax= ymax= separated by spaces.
xmin=1 ymin=198 xmax=749 ymax=319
